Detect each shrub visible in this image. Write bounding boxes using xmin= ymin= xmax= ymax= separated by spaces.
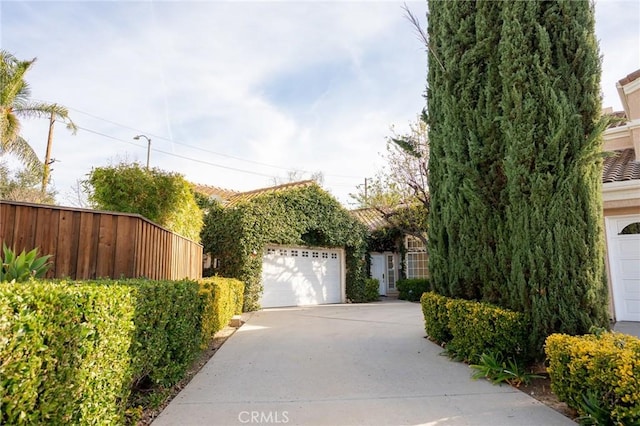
xmin=420 ymin=291 xmax=451 ymax=344
xmin=446 ymin=298 xmax=526 ymax=363
xmin=0 ymin=244 xmax=51 ymax=283
xmin=0 ymin=280 xmax=135 ymax=425
xmin=397 ymin=278 xmax=431 ymax=302
xmin=0 ymin=278 xmax=206 ymax=425
xmin=199 ymin=277 xmax=244 ymax=347
xmin=84 ymin=162 xmax=203 ymax=241
xmin=363 ymin=278 xmax=380 ymax=302
xmin=420 ymin=292 xmax=526 ymax=363
xmin=470 ymin=351 xmax=543 ymax=387
xmin=545 ymin=332 xmax=640 ymax=424
xmin=124 ymin=279 xmax=201 ymax=389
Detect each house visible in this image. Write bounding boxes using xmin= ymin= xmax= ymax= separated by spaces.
xmin=350 ymin=207 xmax=428 ymax=296
xmin=602 ymin=69 xmax=640 ymax=323
xmin=194 ymin=180 xmax=368 ymax=310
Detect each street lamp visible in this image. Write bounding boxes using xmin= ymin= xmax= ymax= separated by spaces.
xmin=133 ymin=134 xmax=151 ymax=170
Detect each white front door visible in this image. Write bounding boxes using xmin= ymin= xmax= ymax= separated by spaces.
xmin=606 ymin=215 xmax=640 ymax=322
xmin=371 ymin=254 xmax=386 ymax=295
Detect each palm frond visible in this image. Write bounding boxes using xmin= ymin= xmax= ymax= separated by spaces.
xmin=0 ymin=135 xmax=42 ymax=173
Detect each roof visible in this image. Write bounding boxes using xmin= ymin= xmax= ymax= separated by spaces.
xmin=192 ymin=184 xmax=239 ymax=201
xmin=350 ymin=208 xmax=389 ymax=231
xmin=603 ymin=149 xmax=640 ymax=183
xmin=225 ymin=180 xmax=317 ymax=206
xmin=618 ymin=69 xmax=640 ymax=86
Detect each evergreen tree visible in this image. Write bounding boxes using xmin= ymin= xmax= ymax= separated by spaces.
xmin=427 ymin=1 xmax=505 ymax=300
xmin=498 ymin=0 xmax=609 ymax=353
xmin=426 ymin=0 xmax=609 ymax=357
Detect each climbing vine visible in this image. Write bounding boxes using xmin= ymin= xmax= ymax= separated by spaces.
xmin=201 ymin=184 xmax=368 ymax=311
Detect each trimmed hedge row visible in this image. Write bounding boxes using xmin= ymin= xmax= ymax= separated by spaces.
xmin=199 ymin=277 xmax=244 ymax=347
xmin=545 ymin=332 xmax=640 ymax=424
xmin=0 ymin=277 xmax=244 ymax=425
xmin=397 ymin=278 xmax=431 ymax=302
xmin=420 ymin=292 xmax=526 ymax=363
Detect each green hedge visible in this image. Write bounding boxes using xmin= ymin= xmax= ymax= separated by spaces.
xmin=397 ymin=278 xmax=431 ymax=302
xmin=0 ymin=281 xmax=135 ymax=424
xmin=545 ymin=332 xmax=640 ymax=424
xmin=420 ymin=292 xmax=526 ymax=363
xmin=199 ymin=277 xmax=244 ymax=347
xmin=363 ymin=278 xmax=380 ymax=302
xmin=420 ymin=292 xmax=451 ymax=344
xmin=0 ymin=277 xmax=245 ymax=425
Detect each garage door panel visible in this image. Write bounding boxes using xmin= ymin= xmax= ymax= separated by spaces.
xmin=607 ymin=216 xmax=640 ymax=322
xmin=261 ymin=246 xmax=342 ymax=308
xmin=618 ymin=240 xmax=640 ymax=256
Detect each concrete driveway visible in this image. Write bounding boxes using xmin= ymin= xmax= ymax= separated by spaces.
xmin=153 ymin=300 xmax=575 ymax=426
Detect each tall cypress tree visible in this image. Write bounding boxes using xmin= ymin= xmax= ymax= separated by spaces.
xmin=427 ymin=0 xmax=609 ymax=357
xmin=498 ymin=0 xmax=609 ymax=353
xmin=427 ymin=0 xmax=505 ymax=301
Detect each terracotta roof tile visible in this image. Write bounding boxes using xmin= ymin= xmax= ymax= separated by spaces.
xmin=225 ymin=180 xmax=316 ymax=206
xmin=350 ymin=208 xmax=389 ymax=231
xmin=618 ymin=69 xmax=640 ymax=86
xmin=603 ymin=149 xmax=640 ymax=183
xmin=192 ymin=184 xmax=239 ymax=201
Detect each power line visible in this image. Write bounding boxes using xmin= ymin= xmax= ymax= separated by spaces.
xmin=77 ymin=125 xmax=278 ymax=178
xmin=65 ymin=105 xmax=364 ymax=180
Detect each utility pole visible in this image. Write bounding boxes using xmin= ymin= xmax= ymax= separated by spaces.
xmin=41 ymin=112 xmax=55 ymax=194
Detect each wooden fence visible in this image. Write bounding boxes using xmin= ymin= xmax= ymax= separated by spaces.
xmin=0 ymin=200 xmax=202 ymax=280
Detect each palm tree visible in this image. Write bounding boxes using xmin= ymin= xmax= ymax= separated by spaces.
xmin=0 ymin=50 xmax=76 ymax=172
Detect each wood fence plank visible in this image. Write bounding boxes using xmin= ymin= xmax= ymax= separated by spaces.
xmin=56 ymin=210 xmax=75 ymax=278
xmin=1 ymin=201 xmax=203 ymax=281
xmin=114 ymin=216 xmax=135 ymax=278
xmin=34 ymin=207 xmax=54 ymax=278
xmin=96 ymin=214 xmax=116 ymax=278
xmin=0 ymin=203 xmax=16 ymax=249
xmin=77 ymin=212 xmax=96 ymax=279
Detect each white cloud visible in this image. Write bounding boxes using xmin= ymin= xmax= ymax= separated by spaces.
xmin=1 ymin=0 xmax=637 ymax=206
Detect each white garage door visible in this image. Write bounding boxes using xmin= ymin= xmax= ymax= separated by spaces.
xmin=606 ymin=215 xmax=640 ymax=322
xmin=261 ymin=246 xmax=343 ymax=308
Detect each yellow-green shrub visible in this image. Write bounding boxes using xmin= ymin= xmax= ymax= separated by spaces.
xmin=446 ymin=298 xmax=525 ymax=363
xmin=421 ymin=292 xmax=451 ymax=343
xmin=545 ymin=332 xmax=640 ymax=424
xmin=199 ymin=277 xmax=244 ymax=347
xmin=420 ymin=292 xmax=526 ymax=363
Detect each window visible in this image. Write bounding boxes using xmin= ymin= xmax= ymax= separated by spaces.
xmin=312 ymin=252 xmax=319 ymax=258
xmin=266 ymin=248 xmax=275 ymax=255
xmin=302 ymin=251 xmax=309 ymax=257
xmin=620 ymin=222 xmax=640 ymax=235
xmin=331 ymin=253 xmax=338 ymax=260
xmin=406 ymin=235 xmax=426 ymax=251
xmin=322 ymin=252 xmax=328 ymax=259
xmin=279 ymin=249 xmax=287 ymax=256
xmin=291 ymin=250 xmax=299 ymax=257
xmin=406 ymin=252 xmax=428 ymax=279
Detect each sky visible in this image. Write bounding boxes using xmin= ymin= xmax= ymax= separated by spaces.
xmin=1 ymin=0 xmax=639 ymax=208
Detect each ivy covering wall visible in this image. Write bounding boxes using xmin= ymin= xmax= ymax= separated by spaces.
xmin=201 ymin=184 xmax=368 ymax=311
